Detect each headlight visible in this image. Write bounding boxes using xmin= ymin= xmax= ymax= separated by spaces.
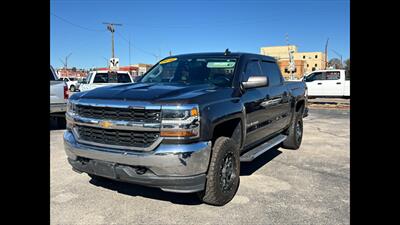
xmin=160 ymin=105 xmax=200 ymax=139
xmin=66 ymin=101 xmax=76 ymax=116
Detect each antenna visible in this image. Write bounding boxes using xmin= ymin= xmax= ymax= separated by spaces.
xmin=224 ymin=48 xmax=231 ymax=55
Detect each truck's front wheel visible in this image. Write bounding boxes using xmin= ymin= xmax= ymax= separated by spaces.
xmin=198 ymin=136 xmax=240 ymax=206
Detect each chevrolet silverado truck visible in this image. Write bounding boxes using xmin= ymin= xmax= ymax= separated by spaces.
xmin=64 ymin=52 xmax=308 ymax=206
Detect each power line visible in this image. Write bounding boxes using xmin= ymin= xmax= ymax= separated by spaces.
xmin=51 ymin=12 xmax=105 ymax=32
xmin=116 ymin=31 xmax=160 ymax=61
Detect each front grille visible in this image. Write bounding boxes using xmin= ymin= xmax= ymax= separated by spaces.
xmin=76 ymin=105 xmax=160 ymax=123
xmin=76 ymin=125 xmax=160 ymax=149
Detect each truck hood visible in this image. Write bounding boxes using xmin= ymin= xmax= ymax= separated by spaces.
xmin=74 ymin=82 xmax=225 ymax=103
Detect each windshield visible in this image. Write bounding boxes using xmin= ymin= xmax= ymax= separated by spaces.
xmin=139 ymin=57 xmax=237 ymax=87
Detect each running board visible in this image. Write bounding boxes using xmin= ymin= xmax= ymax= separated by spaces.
xmin=240 ymin=134 xmax=287 ymax=162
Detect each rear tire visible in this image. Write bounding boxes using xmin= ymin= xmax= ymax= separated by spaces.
xmin=282 ymin=113 xmax=303 ymax=150
xmin=198 ymin=137 xmax=240 ymax=206
xmin=69 ymin=85 xmax=76 ymax=92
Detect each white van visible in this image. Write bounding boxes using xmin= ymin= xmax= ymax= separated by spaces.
xmin=79 ymin=70 xmax=133 ymax=92
xmin=303 ymin=69 xmax=350 ymax=97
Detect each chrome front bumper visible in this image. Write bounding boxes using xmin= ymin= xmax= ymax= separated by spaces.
xmin=64 ymin=130 xmax=212 ymax=177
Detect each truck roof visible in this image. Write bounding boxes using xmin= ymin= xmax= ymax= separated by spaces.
xmin=167 ymin=52 xmax=276 ymax=61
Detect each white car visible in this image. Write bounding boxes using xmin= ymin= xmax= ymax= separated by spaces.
xmin=62 ymin=77 xmax=79 ymax=92
xmin=303 ymin=69 xmax=350 ymax=97
xmin=79 ymin=70 xmax=133 ymax=92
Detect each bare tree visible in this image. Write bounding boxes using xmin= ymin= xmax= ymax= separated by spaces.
xmin=328 ymin=58 xmax=342 ymax=69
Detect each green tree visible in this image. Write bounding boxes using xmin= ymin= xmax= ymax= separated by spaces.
xmin=344 ymin=58 xmax=350 ymax=72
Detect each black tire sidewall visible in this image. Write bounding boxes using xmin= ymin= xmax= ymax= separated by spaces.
xmin=202 ymin=137 xmax=240 ymax=205
xmin=294 ymin=115 xmax=303 ymax=147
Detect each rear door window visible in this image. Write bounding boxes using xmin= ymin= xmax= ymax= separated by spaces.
xmin=326 ymin=71 xmax=340 ymax=80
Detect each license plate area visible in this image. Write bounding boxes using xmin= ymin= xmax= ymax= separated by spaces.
xmin=91 ymin=160 xmax=117 ymax=179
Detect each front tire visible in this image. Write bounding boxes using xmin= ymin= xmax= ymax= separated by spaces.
xmin=198 ymin=137 xmax=240 ymax=206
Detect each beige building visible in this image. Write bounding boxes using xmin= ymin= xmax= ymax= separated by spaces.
xmin=260 ymin=45 xmax=326 ymax=77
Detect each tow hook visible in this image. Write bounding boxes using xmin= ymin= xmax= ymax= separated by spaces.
xmin=135 ymin=167 xmax=147 ymax=175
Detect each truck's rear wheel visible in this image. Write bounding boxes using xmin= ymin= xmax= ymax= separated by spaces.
xmin=69 ymin=85 xmax=76 ymax=92
xmin=198 ymin=136 xmax=240 ymax=206
xmin=282 ymin=113 xmax=303 ymax=150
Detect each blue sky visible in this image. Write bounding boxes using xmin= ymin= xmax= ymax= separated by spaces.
xmin=50 ymin=0 xmax=349 ymax=69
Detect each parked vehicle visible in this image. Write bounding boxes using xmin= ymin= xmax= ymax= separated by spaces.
xmin=303 ymin=69 xmax=350 ymax=97
xmin=64 ymin=52 xmax=308 ymax=206
xmin=79 ymin=70 xmax=133 ymax=92
xmin=50 ymin=65 xmax=69 ymax=126
xmin=61 ymin=77 xmax=79 ymax=92
xmin=74 ymin=77 xmax=87 ymax=91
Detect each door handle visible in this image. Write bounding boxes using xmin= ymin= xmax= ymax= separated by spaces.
xmin=336 ymin=82 xmax=341 ymax=84
xmin=317 ymin=83 xmax=322 ymax=85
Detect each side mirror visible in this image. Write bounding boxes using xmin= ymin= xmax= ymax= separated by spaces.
xmin=242 ymin=76 xmax=267 ymax=89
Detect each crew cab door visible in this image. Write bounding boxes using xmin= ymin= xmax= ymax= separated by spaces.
xmin=241 ymin=59 xmax=276 ymax=147
xmin=304 ymin=71 xmax=326 ymax=96
xmin=260 ymin=60 xmax=291 ymax=132
xmin=323 ymin=70 xmax=343 ymax=96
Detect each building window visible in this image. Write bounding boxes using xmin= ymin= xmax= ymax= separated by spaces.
xmin=315 ymin=55 xmax=318 ymax=59
xmin=303 ymin=55 xmax=306 ymax=59
xmin=307 ymin=64 xmax=309 ymax=67
xmin=315 ymin=64 xmax=317 ymax=67
xmin=312 ymin=67 xmax=316 ymax=71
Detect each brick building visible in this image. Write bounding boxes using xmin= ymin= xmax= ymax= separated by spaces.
xmin=260 ymin=45 xmax=327 ymax=79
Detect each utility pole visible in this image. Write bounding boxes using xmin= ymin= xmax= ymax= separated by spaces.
xmin=103 ymin=22 xmax=122 ymax=58
xmin=59 ymin=53 xmax=72 ymax=69
xmin=331 ymin=49 xmax=343 ymax=69
xmin=324 ymin=38 xmax=329 ymax=69
xmin=169 ymin=50 xmax=172 ymax=56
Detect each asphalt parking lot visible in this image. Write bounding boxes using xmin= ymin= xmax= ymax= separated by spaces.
xmin=50 ymin=108 xmax=349 ymax=225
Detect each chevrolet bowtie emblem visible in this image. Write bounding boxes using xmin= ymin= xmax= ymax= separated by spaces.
xmin=99 ymin=121 xmax=113 ymax=128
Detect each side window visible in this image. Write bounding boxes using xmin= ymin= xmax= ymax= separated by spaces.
xmin=260 ymin=61 xmax=282 ymax=86
xmin=243 ymin=60 xmax=261 ymax=82
xmin=306 ymin=72 xmax=326 ymax=82
xmin=326 ymin=71 xmax=340 ymax=80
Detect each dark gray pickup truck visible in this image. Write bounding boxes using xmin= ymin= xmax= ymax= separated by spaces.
xmin=64 ymin=52 xmax=308 ymax=205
